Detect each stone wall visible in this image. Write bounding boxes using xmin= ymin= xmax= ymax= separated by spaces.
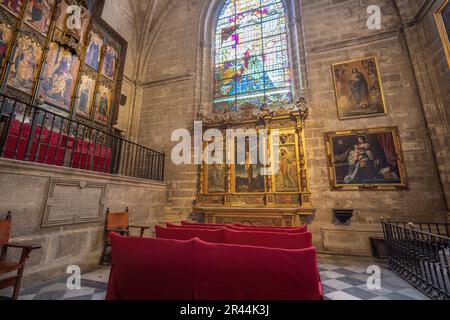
xmin=134 ymin=0 xmax=449 ymax=255
xmin=101 ymin=0 xmax=155 ymax=141
xmin=0 ymin=159 xmax=166 ymax=289
xmin=395 ymin=0 xmax=450 ymax=211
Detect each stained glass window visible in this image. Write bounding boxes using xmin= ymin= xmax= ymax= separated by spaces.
xmin=214 ymin=0 xmax=294 ymax=112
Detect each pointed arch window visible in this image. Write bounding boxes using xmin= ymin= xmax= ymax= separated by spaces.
xmin=214 ymin=0 xmax=294 ymax=112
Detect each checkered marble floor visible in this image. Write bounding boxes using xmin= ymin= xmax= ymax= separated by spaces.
xmin=14 ymin=255 xmax=429 ymax=300
xmin=17 ymin=267 xmax=110 ymax=301
xmin=318 ymin=254 xmax=429 ymax=300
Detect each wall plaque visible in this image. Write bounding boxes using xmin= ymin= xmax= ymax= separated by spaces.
xmin=42 ymin=179 xmax=106 ymax=227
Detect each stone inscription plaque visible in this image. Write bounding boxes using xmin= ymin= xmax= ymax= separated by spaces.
xmin=42 ymin=179 xmax=107 ymax=227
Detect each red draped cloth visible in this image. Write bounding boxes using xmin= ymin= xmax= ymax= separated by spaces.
xmin=3 ymin=119 xmax=111 ymax=173
xmin=106 ymin=233 xmax=323 ymax=300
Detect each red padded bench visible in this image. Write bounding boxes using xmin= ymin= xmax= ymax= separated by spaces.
xmin=106 ymin=233 xmax=323 ymax=300
xmin=156 ymin=225 xmax=313 ymax=250
xmin=171 ymin=222 xmax=307 ymax=234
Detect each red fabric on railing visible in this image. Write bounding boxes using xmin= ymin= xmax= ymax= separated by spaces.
xmin=167 ymin=222 xmax=222 ymax=230
xmin=106 ymin=233 xmax=323 ymax=300
xmin=223 ymin=228 xmax=312 ymax=249
xmin=173 ymin=222 xmax=307 ymax=233
xmin=3 ymin=119 xmax=111 ymax=172
xmin=157 ymin=225 xmax=313 ymax=250
xmin=156 ymin=225 xmax=226 ymax=243
xmin=234 ymin=223 xmax=308 ymax=231
xmin=181 ymin=221 xmax=227 ymax=227
xmin=227 ymin=224 xmax=307 ymax=234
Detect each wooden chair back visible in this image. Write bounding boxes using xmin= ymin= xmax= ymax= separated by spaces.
xmin=106 ymin=208 xmax=130 ymax=231
xmin=0 ymin=212 xmax=12 ymax=247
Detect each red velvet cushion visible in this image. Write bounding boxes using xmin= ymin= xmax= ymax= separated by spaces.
xmin=194 ymin=239 xmax=322 ymax=300
xmin=157 ymin=225 xmax=312 ymax=250
xmin=224 ymin=228 xmax=312 ymax=250
xmin=227 ymin=224 xmax=307 ymax=234
xmin=181 ymin=221 xmax=226 ymax=227
xmin=156 ymin=225 xmax=226 ymax=243
xmin=234 ymin=223 xmax=305 ymax=230
xmin=167 ymin=222 xmax=222 ymax=230
xmin=107 ymin=233 xmax=323 ymax=301
xmin=106 ymin=233 xmax=197 ymax=300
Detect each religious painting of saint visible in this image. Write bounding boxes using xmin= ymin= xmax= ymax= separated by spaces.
xmin=40 ymin=43 xmax=80 ymax=110
xmin=24 ymin=0 xmax=55 ymax=36
xmin=8 ymin=36 xmax=43 ymax=94
xmin=74 ymin=74 xmax=95 ymax=116
xmin=94 ymin=85 xmax=112 ymax=124
xmin=235 ymin=137 xmax=265 ymax=193
xmin=332 ymin=57 xmax=387 ymax=120
xmin=274 ymin=140 xmax=299 ymax=193
xmin=0 ymin=22 xmax=13 ymax=68
xmin=85 ymin=32 xmax=103 ymax=71
xmin=324 ymin=128 xmax=408 ymax=191
xmin=206 ymin=140 xmax=227 ymax=193
xmin=208 ymin=163 xmax=227 ymax=193
xmin=101 ymin=44 xmax=117 ymax=80
xmin=435 ymin=0 xmax=450 ymax=67
xmin=1 ymin=0 xmax=24 ymax=16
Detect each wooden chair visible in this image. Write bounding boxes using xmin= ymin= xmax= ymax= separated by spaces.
xmin=0 ymin=212 xmax=41 ymax=300
xmin=100 ymin=208 xmax=150 ymax=265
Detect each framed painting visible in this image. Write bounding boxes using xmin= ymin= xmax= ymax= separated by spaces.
xmin=1 ymin=0 xmax=24 ymax=17
xmin=74 ymin=73 xmax=96 ymax=117
xmin=85 ymin=31 xmax=103 ymax=71
xmin=39 ymin=42 xmax=80 ymax=111
xmin=274 ymin=133 xmax=299 ymax=192
xmin=94 ymin=84 xmax=112 ymax=124
xmin=435 ymin=0 xmax=450 ymax=67
xmin=324 ymin=127 xmax=408 ymax=190
xmin=0 ymin=21 xmax=13 ymax=69
xmin=7 ymin=35 xmax=43 ymax=94
xmin=101 ymin=43 xmax=117 ymax=80
xmin=332 ymin=57 xmax=387 ymax=120
xmin=24 ymin=0 xmax=56 ymax=36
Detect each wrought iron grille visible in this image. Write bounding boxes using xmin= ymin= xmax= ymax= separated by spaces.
xmin=381 ymin=218 xmax=450 ymax=300
xmin=0 ymin=94 xmax=165 ymax=182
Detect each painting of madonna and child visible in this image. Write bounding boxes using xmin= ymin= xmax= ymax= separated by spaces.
xmin=325 ymin=128 xmax=408 ymax=190
xmin=332 ymin=57 xmax=387 ymax=120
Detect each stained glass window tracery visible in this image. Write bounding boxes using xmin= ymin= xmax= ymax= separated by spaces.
xmin=214 ymin=0 xmax=294 ymax=112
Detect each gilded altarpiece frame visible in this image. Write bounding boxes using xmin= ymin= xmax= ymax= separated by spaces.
xmin=0 ymin=0 xmax=127 ymax=132
xmin=195 ymin=103 xmax=315 ymax=227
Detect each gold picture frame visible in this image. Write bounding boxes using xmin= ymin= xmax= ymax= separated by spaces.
xmin=435 ymin=0 xmax=450 ymax=67
xmin=332 ymin=57 xmax=388 ymax=120
xmin=324 ymin=127 xmax=408 ymax=191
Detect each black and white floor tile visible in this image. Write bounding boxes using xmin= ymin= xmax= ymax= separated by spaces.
xmin=318 ymin=255 xmax=429 ymax=300
xmin=16 ymin=255 xmax=429 ymax=300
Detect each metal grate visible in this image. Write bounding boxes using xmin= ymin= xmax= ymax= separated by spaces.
xmin=381 ymin=218 xmax=450 ymax=300
xmin=0 ymin=94 xmax=165 ymax=182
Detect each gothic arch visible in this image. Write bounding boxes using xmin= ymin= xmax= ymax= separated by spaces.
xmin=194 ymin=0 xmax=310 ymax=117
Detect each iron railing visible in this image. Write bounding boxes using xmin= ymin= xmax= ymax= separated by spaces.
xmin=0 ymin=94 xmax=165 ymax=182
xmin=381 ymin=218 xmax=450 ymax=300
